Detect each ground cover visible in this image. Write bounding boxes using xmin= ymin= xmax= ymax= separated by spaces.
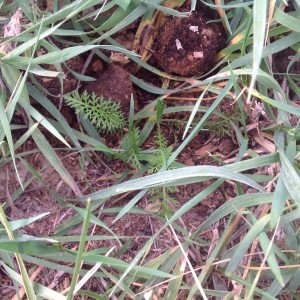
xmin=0 ymin=0 xmax=300 ymax=299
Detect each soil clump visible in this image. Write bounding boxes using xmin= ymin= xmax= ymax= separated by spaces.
xmin=84 ymin=63 xmax=134 ymax=115
xmin=153 ymin=10 xmax=225 ymax=77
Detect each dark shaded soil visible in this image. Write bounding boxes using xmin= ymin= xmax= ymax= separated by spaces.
xmin=37 ymin=56 xmax=85 ymax=97
xmin=153 ymin=10 xmax=225 ymax=76
xmin=274 ymin=48 xmax=300 ymax=74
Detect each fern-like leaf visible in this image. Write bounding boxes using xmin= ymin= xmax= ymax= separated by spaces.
xmin=64 ymin=90 xmax=126 ymax=133
xmin=148 ymin=128 xmax=174 ymax=174
xmin=156 ymin=98 xmax=165 ymax=123
xmin=120 ymin=127 xmax=142 ymax=169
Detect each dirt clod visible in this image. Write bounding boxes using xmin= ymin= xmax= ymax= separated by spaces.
xmin=84 ymin=63 xmax=134 ymax=114
xmin=153 ymin=11 xmax=225 ymax=77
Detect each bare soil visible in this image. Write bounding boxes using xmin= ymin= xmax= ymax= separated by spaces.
xmin=84 ymin=64 xmax=135 ymax=115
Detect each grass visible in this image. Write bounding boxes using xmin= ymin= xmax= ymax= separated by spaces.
xmin=0 ymin=0 xmax=300 ymax=299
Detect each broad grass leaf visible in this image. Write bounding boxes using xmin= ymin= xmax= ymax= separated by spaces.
xmin=196 ymin=193 xmax=273 ymax=233
xmin=30 ymin=123 xmax=82 ymax=196
xmin=252 ymin=90 xmax=300 ymax=117
xmin=226 ymin=215 xmax=270 ymax=274
xmin=3 ymin=45 xmax=139 ymax=66
xmin=114 ymin=0 xmax=131 ymax=11
xmin=274 ymin=8 xmax=300 ymax=33
xmin=0 ymin=262 xmax=65 ymax=300
xmin=66 ymin=199 xmax=91 ymax=300
xmin=75 ymin=165 xmax=264 ymax=202
xmin=228 ymin=274 xmax=277 ymax=300
xmin=279 ymin=150 xmax=300 ymax=207
xmin=84 ymin=255 xmax=174 ymax=279
xmin=0 ymin=240 xmax=59 ymax=255
xmin=247 ymin=0 xmax=267 ymax=103
xmin=258 ymin=231 xmax=284 ymax=286
xmin=270 ymin=175 xmax=287 ymax=228
xmin=8 ymin=212 xmax=50 ymax=231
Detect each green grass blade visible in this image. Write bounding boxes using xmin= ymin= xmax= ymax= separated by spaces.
xmin=8 ymin=212 xmax=49 ymax=231
xmin=226 ymin=215 xmax=270 ymax=274
xmin=227 ymin=32 xmax=300 ymax=70
xmin=197 ymin=193 xmax=273 ymax=233
xmin=263 ymin=270 xmax=295 ymax=299
xmin=74 ymin=165 xmax=264 ymax=202
xmin=12 ymin=121 xmax=39 ymax=151
xmin=27 ymin=84 xmax=81 ymax=148
xmin=273 ymin=7 xmax=300 ymax=33
xmin=168 ymin=80 xmax=233 ymax=165
xmin=0 ymin=205 xmax=37 ymax=300
xmin=114 ymin=0 xmax=131 ymax=10
xmin=257 ymin=226 xmax=284 ymax=287
xmin=252 ymin=89 xmax=300 ymax=116
xmin=29 ymin=122 xmax=82 ymax=196
xmin=270 ymin=175 xmax=288 ymax=228
xmin=228 ymin=274 xmax=277 ymax=300
xmin=246 ymin=0 xmax=267 ymax=103
xmin=108 ymin=230 xmax=162 ymax=297
xmin=4 ymin=45 xmax=139 ymax=66
xmin=0 ymin=99 xmax=23 ymax=188
xmin=183 ymin=82 xmax=211 ymax=139
xmin=0 ymin=261 xmax=66 ymax=300
xmin=279 ymin=149 xmax=300 ymax=208
xmin=67 ymin=198 xmax=91 ymax=300
xmin=0 ymin=240 xmax=59 ymax=255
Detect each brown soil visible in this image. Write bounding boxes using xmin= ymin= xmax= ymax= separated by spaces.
xmin=37 ymin=56 xmax=86 ymax=97
xmin=84 ymin=63 xmax=134 ymax=115
xmin=153 ymin=10 xmax=225 ymax=76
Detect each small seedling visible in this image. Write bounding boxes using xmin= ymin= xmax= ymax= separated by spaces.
xmin=204 ymin=105 xmax=242 ymax=137
xmin=119 ymin=127 xmax=142 ymax=169
xmin=64 ymin=90 xmax=126 ymax=133
xmin=148 ymin=127 xmax=179 ymax=217
xmin=148 ymin=127 xmax=175 ymax=174
xmin=148 ymin=186 xmax=179 ymax=217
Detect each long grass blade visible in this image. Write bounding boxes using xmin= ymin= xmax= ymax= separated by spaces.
xmin=246 ymin=0 xmax=267 ymax=103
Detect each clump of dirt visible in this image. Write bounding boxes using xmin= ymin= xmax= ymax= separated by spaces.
xmin=153 ymin=10 xmax=225 ymax=77
xmin=84 ymin=63 xmax=134 ymax=115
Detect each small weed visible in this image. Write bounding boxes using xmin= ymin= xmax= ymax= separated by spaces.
xmin=204 ymin=105 xmax=242 ymax=137
xmin=119 ymin=127 xmax=142 ymax=169
xmin=148 ymin=186 xmax=179 ymax=217
xmin=148 ymin=127 xmax=175 ymax=174
xmin=148 ymin=127 xmax=179 ymax=216
xmin=64 ymin=90 xmax=126 ymax=133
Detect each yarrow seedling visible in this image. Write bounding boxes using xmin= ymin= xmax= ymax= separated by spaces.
xmin=64 ymin=90 xmax=126 ymax=133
